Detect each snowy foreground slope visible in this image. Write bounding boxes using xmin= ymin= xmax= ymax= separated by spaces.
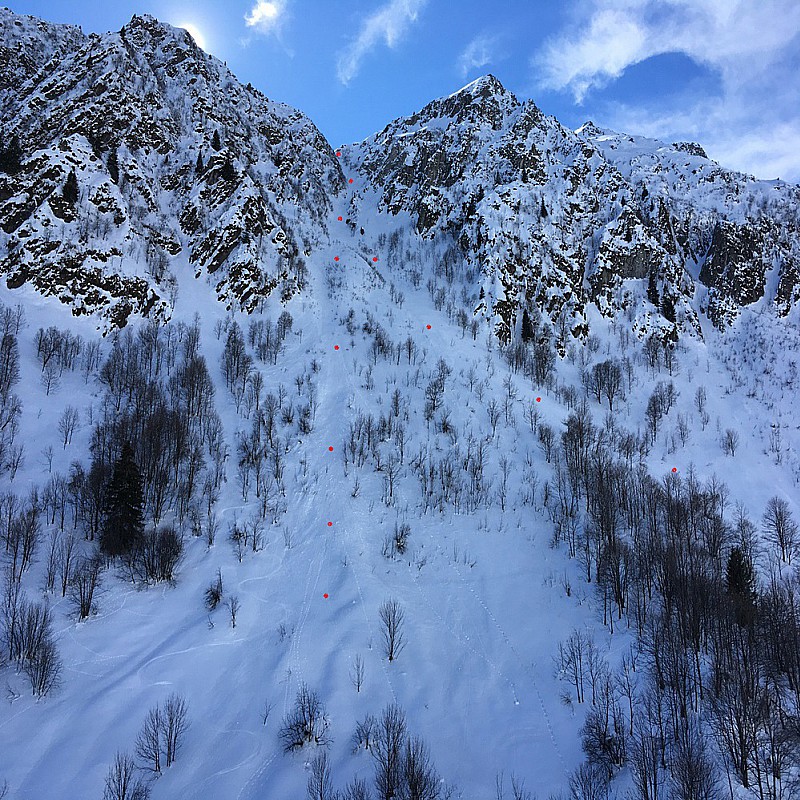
xmin=1 ymin=9 xmax=800 ymax=800
xmin=1 ymin=190 xmax=799 ymax=799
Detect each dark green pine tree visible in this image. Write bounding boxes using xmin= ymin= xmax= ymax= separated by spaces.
xmin=219 ymin=156 xmax=236 ymax=183
xmin=211 ymin=129 xmax=222 ymax=151
xmin=101 ymin=441 xmax=144 ymax=556
xmin=195 ymin=150 xmax=204 ymax=175
xmin=539 ymin=196 xmax=548 ymax=219
xmin=62 ymin=168 xmax=79 ymax=205
xmin=107 ymin=147 xmax=119 ymax=184
xmin=521 ymin=309 xmax=534 ymax=343
xmin=661 ymin=293 xmax=676 ymax=323
xmin=726 ymin=546 xmax=756 ymax=626
xmin=647 ymin=269 xmax=660 ymax=308
xmin=0 ymin=134 xmax=22 ymax=175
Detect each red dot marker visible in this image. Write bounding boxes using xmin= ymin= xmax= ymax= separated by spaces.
xmin=323 ymin=593 xmax=329 ymax=599
xmin=373 ymin=257 xmax=378 ymax=262
xmin=536 ymin=397 xmax=541 ymax=403
xmin=426 ymin=324 xmax=431 ymax=330
xmin=672 ymin=467 xmax=678 ymax=473
xmin=349 ymin=178 xmax=354 ymax=184
xmin=334 ymin=345 xmax=340 ymax=350
xmin=329 ymin=446 xmax=334 ymax=452
xmin=334 ymin=256 xmax=340 ymax=262
xmin=336 ymin=151 xmax=341 ymax=157
xmin=338 ymin=216 xmax=343 ymax=221
xmin=327 ymin=521 xmax=333 ymax=527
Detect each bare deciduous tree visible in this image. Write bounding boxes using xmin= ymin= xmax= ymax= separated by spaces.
xmin=379 ymin=598 xmax=406 ymax=662
xmin=402 ymin=735 xmax=441 ymax=800
xmin=538 ymin=423 xmax=555 ymax=463
xmin=763 ymin=496 xmax=798 ymax=564
xmin=721 ymin=428 xmax=739 ymax=457
xmin=568 ymin=762 xmax=608 ymax=800
xmin=103 ymin=751 xmax=150 ymax=800
xmin=41 ymin=362 xmax=60 ymax=396
xmin=69 ymin=555 xmax=102 ymax=620
xmin=58 ymin=405 xmax=80 ymax=449
xmin=279 ymin=684 xmax=330 ymax=752
xmin=353 ymin=713 xmax=377 ymax=753
xmin=204 ymin=568 xmax=223 ymax=610
xmin=136 ymin=706 xmax=163 ymax=773
xmin=307 ymin=751 xmax=336 ymax=800
xmin=227 ymin=594 xmax=240 ymax=628
xmin=372 ymin=704 xmax=407 ymax=800
xmin=163 ymin=693 xmax=189 ymax=768
xmin=350 ymin=653 xmax=365 ymax=692
xmin=342 ymin=777 xmax=370 ymax=800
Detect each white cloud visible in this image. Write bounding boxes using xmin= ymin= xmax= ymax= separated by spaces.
xmin=244 ymin=0 xmax=286 ymax=35
xmin=535 ymin=0 xmax=800 ymax=180
xmin=337 ymin=0 xmax=427 ymax=85
xmin=457 ymin=34 xmax=499 ymax=78
xmin=537 ymin=0 xmax=800 ymax=101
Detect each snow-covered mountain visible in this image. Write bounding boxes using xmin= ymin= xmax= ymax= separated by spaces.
xmin=346 ymin=74 xmax=800 ymax=341
xmin=1 ymin=10 xmax=800 ymax=800
xmin=0 ymin=10 xmax=342 ymax=329
xmin=2 ymin=9 xmax=800 ymax=339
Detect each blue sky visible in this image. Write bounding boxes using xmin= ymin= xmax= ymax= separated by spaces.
xmin=10 ymin=0 xmax=800 ymax=181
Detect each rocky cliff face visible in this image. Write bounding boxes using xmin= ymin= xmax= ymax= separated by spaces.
xmin=0 ymin=10 xmax=343 ymax=329
xmin=346 ymin=76 xmax=800 ymax=342
xmin=1 ymin=10 xmax=799 ymax=339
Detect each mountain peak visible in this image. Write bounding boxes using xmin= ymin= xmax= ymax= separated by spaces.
xmin=452 ymin=74 xmax=512 ymax=99
xmin=672 ymin=140 xmax=708 ymax=159
xmin=406 ymin=73 xmax=519 ymax=132
xmin=120 ymin=13 xmax=193 ymax=48
xmin=575 ymin=120 xmax=605 ymax=138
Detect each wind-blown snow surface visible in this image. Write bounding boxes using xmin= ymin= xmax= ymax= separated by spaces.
xmin=1 ymin=169 xmax=799 ymax=800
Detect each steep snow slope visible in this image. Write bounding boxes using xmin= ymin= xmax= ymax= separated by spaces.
xmin=1 ymin=161 xmax=799 ymax=797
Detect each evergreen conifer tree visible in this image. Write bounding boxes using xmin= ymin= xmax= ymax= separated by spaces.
xmin=219 ymin=156 xmax=236 ymax=183
xmin=195 ymin=151 xmax=204 ymax=174
xmin=647 ymin=270 xmax=660 ymax=308
xmin=211 ymin=129 xmax=222 ymax=151
xmin=101 ymin=441 xmax=144 ymax=556
xmin=726 ymin=546 xmax=756 ymax=626
xmin=107 ymin=147 xmax=119 ymax=184
xmin=521 ymin=309 xmax=534 ymax=343
xmin=62 ymin=169 xmax=79 ymax=205
xmin=0 ymin=134 xmax=22 ymax=175
xmin=661 ymin=293 xmax=676 ymax=323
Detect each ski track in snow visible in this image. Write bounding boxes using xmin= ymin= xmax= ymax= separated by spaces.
xmin=444 ymin=551 xmax=569 ymax=778
xmin=337 ymin=311 xmax=400 ymax=706
xmin=406 ymin=555 xmax=519 ymax=706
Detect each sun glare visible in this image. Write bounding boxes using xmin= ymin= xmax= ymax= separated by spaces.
xmin=179 ymin=22 xmax=207 ymax=51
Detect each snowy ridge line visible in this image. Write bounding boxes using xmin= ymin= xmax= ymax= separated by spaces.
xmin=444 ymin=555 xmax=569 ymax=778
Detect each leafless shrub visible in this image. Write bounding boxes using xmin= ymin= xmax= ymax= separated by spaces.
xmin=103 ymin=751 xmax=150 ymax=800
xmin=204 ymin=568 xmax=223 ymax=610
xmin=278 ymin=684 xmax=330 ymax=752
